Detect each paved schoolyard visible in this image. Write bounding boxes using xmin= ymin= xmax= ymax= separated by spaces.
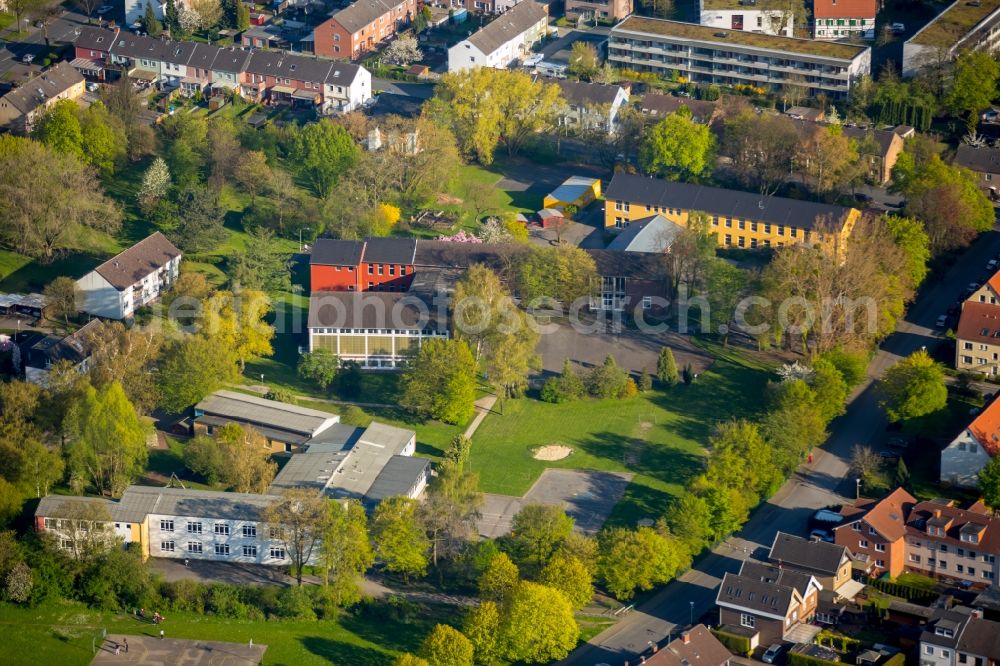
xmin=91 ymin=636 xmax=265 ymax=666
xmin=478 ymin=469 xmax=633 ymax=538
xmin=534 ymin=320 xmax=714 ymax=377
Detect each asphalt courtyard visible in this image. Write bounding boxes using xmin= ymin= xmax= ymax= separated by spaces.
xmin=91 ymin=635 xmax=265 ymax=666
xmin=478 ymin=468 xmax=632 ymax=538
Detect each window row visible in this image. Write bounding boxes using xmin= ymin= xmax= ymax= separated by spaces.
xmin=160 ymin=541 xmax=285 ymax=558
xmin=160 ymin=520 xmax=287 ymax=540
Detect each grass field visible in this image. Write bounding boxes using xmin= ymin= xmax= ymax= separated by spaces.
xmin=470 ymin=344 xmax=773 ymax=526
xmin=0 ymin=599 xmax=456 ymax=666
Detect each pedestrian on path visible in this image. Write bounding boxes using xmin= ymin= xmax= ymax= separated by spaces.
xmin=124 ymin=638 xmax=128 ymax=653
xmin=114 ymin=645 xmax=120 ymax=656
xmin=160 ymin=629 xmax=164 ymax=640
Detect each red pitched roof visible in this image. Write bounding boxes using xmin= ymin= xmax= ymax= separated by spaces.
xmin=906 ymin=499 xmax=1000 ymax=553
xmin=967 ymin=394 xmax=1000 ymax=456
xmin=813 ymin=0 xmax=877 ymax=19
xmin=837 ymin=487 xmax=916 ymax=541
xmin=988 ymin=268 xmax=1000 ymax=297
xmin=957 ymin=300 xmax=1000 ymax=346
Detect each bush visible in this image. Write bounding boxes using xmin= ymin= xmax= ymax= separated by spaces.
xmin=276 ymin=586 xmax=317 ymax=620
xmin=869 ymin=578 xmax=938 ymax=604
xmin=540 ymin=377 xmax=568 ymax=403
xmin=586 ymin=356 xmax=629 ymax=399
xmin=711 ymin=628 xmax=752 ymax=657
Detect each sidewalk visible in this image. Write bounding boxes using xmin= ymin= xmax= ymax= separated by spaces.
xmin=463 ymin=395 xmax=498 ymax=439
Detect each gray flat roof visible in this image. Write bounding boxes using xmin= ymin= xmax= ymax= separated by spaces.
xmin=117 ymin=486 xmax=281 ymax=523
xmin=36 ymin=495 xmax=117 ymax=520
xmin=269 ymin=450 xmax=350 ymax=492
xmin=365 ymin=456 xmax=429 ymax=503
xmin=195 ymin=390 xmax=339 ymax=437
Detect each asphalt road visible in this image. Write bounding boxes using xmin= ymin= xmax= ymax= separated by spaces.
xmin=562 ymin=226 xmax=1000 ymax=666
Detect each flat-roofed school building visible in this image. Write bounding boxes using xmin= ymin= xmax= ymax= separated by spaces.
xmin=608 ymin=15 xmax=871 ymax=100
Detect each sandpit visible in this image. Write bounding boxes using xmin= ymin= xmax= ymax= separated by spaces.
xmin=533 ymin=445 xmax=573 ymax=461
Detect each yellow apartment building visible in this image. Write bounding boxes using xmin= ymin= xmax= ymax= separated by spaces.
xmin=604 ymin=173 xmax=860 ymax=257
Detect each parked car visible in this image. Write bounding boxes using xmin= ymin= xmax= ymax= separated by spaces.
xmin=879 ymin=451 xmax=900 ymax=463
xmin=763 ymin=644 xmax=785 ymax=664
xmin=936 ymin=315 xmax=949 ymax=328
xmin=809 ymin=529 xmax=833 ymax=543
xmin=987 ymin=259 xmax=998 ymax=270
xmin=21 ymin=54 xmax=33 ymax=64
xmin=854 ymin=192 xmax=873 ymax=204
xmin=810 ymin=509 xmax=843 ymax=529
xmin=891 ymin=22 xmax=906 ymax=34
xmin=96 ymin=4 xmax=113 ymax=13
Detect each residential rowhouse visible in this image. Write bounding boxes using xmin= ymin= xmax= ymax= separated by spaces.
xmin=312 ymin=0 xmax=418 ymax=60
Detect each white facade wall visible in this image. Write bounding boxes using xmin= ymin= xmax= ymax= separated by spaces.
xmin=814 ymin=17 xmax=876 ymax=40
xmin=905 ymin=535 xmax=999 ymax=586
xmin=699 ymin=7 xmax=793 ymax=37
xmin=76 ymin=271 xmax=126 ymax=320
xmin=921 ymin=637 xmax=959 ymax=666
xmin=940 ymin=428 xmax=993 ymax=488
xmin=323 ymin=67 xmax=372 ymax=113
xmin=160 ymin=57 xmax=188 ymax=88
xmin=308 ymin=326 xmax=449 ymax=369
xmin=148 ymin=513 xmax=297 ymax=566
xmin=448 ymin=15 xmax=547 ymax=73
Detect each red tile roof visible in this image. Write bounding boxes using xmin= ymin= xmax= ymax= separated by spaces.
xmin=967 ymin=394 xmax=1000 ymax=456
xmin=956 ymin=300 xmax=1000 ymax=346
xmin=836 ymin=487 xmax=916 ymax=541
xmin=988 ymin=268 xmax=1000 ymax=297
xmin=813 ymin=0 xmax=877 ymax=19
xmin=905 ymin=499 xmax=1000 ymax=553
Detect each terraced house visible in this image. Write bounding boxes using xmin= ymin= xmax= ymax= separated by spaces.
xmin=608 ymin=16 xmax=870 ymax=100
xmin=603 ymin=173 xmax=860 ymax=257
xmin=902 ymin=0 xmax=1000 ymax=77
xmin=70 ymin=27 xmax=371 ymax=113
xmin=313 ymin=0 xmax=418 ymax=59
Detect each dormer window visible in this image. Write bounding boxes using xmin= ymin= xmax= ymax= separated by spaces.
xmin=935 ymin=627 xmax=954 ymax=638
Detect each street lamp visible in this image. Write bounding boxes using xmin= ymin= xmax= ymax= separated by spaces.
xmin=855 ymin=478 xmax=861 ymax=500
xmin=689 ymin=601 xmax=694 ymax=626
xmin=260 ymin=373 xmax=265 ymax=385
xmin=299 ymin=227 xmax=311 ymax=251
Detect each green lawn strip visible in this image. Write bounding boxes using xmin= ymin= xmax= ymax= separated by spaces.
xmin=0 ymin=251 xmax=105 ymax=294
xmin=903 ymin=390 xmax=982 ymax=503
xmin=471 ymin=351 xmax=771 ymax=526
xmin=894 ymin=572 xmax=938 ymax=592
xmin=0 ymin=600 xmax=452 ymax=666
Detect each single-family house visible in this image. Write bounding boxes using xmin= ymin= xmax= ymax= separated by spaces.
xmin=941 ymin=394 xmax=1000 ymax=487
xmin=834 ymin=487 xmax=916 ymax=578
xmin=23 ymin=319 xmax=101 ymax=386
xmin=604 ymin=172 xmax=860 ymax=258
xmin=192 ymin=390 xmax=342 ymax=453
xmin=640 ymin=94 xmax=719 ymax=124
xmin=954 ymin=144 xmax=1000 ymax=204
xmin=716 ymin=562 xmax=821 ymax=647
xmin=813 ymin=0 xmax=877 ymax=40
xmin=307 ymin=291 xmax=448 ymax=369
xmin=645 ymin=625 xmax=732 ymax=666
xmin=312 ymin=0 xmax=418 ymax=60
xmin=75 ymin=232 xmax=182 ymax=320
xmin=552 ymin=78 xmax=629 ymax=134
xmin=0 ymin=62 xmax=86 ymax=134
xmin=842 ymin=125 xmax=906 ymax=185
xmin=768 ymin=531 xmax=860 ymax=597
xmin=448 ymin=1 xmax=550 ymax=72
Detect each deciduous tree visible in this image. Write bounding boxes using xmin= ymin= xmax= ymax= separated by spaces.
xmin=568 ymin=42 xmax=599 ymax=80
xmin=371 ymin=496 xmax=430 ymax=580
xmin=66 ymin=383 xmax=148 ymax=496
xmin=510 ymin=504 xmax=574 ymax=569
xmin=201 ymin=289 xmax=275 ymax=370
xmin=138 ymin=158 xmax=171 ymax=214
xmin=33 ymin=100 xmax=83 ymax=158
xmin=158 ymin=333 xmax=239 ymax=413
xmin=597 ymin=526 xmax=684 ymax=600
xmin=419 ymin=624 xmax=474 ymax=666
xmin=0 ymin=136 xmax=121 ymax=261
xmin=83 ymin=321 xmax=162 ymax=414
xmin=262 ymin=488 xmax=330 ymax=585
xmin=400 ymin=339 xmax=477 ymax=424
xmin=539 ymin=553 xmax=592 ymax=609
xmin=297 ymin=349 xmax=339 ymax=390
xmin=234 ymin=150 xmax=271 ymax=205
xmin=320 ymin=499 xmax=373 ymax=605
xmin=228 ymin=228 xmax=291 ymax=292
xmin=291 ymin=120 xmax=359 ymax=197
xmin=978 ymin=456 xmax=1000 ymax=512
xmin=721 ymin=111 xmax=798 ymax=196
xmin=478 ymin=551 xmax=519 ymax=602
xmin=947 ymin=51 xmax=1000 ymax=134
xmin=496 ymin=581 xmax=579 ymax=663
xmin=216 ymin=423 xmax=277 ymax=494
xmin=878 ymin=349 xmax=947 ymax=422
xmin=43 ymin=277 xmax=80 ymax=325
xmin=384 ymin=35 xmax=422 ymax=65
xmin=640 ymin=111 xmax=715 ymax=181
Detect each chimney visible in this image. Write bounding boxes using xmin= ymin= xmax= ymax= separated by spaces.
xmin=652 ymin=643 xmax=658 ymax=653
xmin=973 ymin=608 xmax=984 ymax=619
xmin=934 ymin=509 xmax=942 ymax=518
xmin=682 ymin=631 xmax=691 ymax=644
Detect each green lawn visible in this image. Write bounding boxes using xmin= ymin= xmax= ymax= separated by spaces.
xmin=470 ymin=347 xmax=772 ymax=526
xmin=0 ymin=599 xmax=455 ymax=666
xmin=903 ymin=389 xmax=982 ymax=503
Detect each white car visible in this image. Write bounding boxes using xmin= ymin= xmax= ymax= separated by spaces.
xmin=936 ymin=315 xmax=949 ymax=328
xmin=96 ymin=4 xmax=113 ymax=14
xmin=891 ymin=22 xmax=906 ymax=34
xmin=988 ymin=259 xmax=998 ymax=270
xmin=21 ymin=54 xmax=33 ymax=64
xmin=762 ymin=644 xmax=784 ymax=664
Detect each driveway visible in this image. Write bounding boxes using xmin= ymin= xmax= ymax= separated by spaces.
xmin=371 ymin=77 xmax=435 ymax=99
xmin=560 ymin=228 xmax=1000 ymax=665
